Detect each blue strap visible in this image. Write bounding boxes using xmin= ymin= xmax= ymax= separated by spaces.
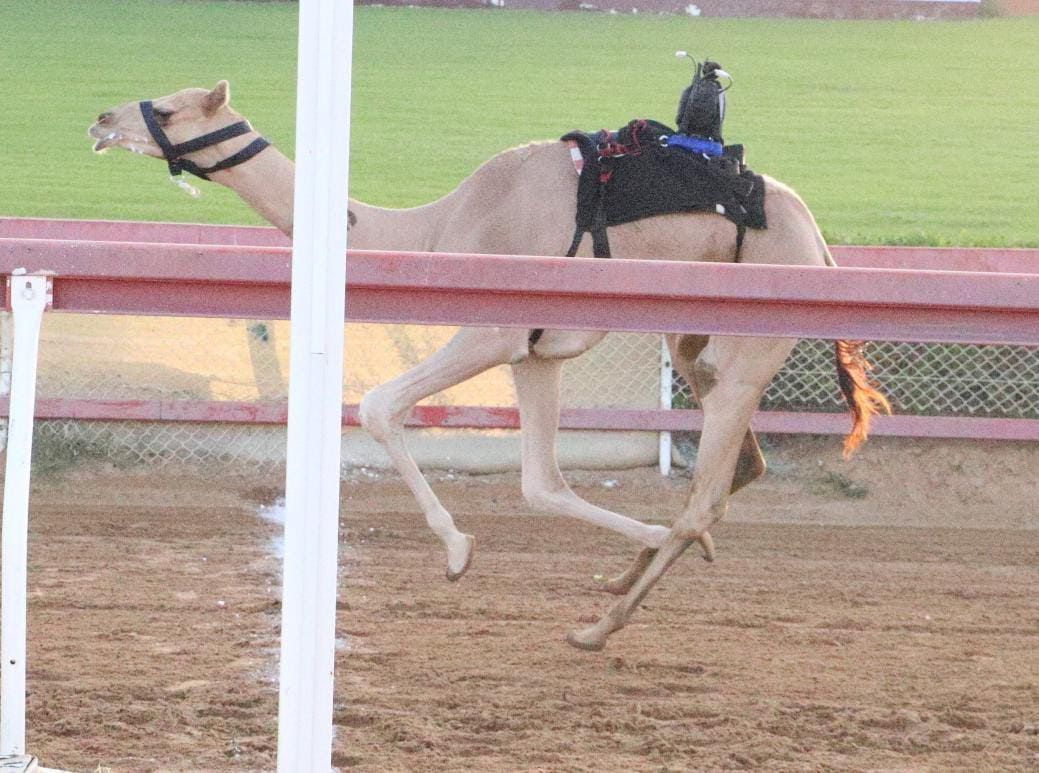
xmin=662 ymin=134 xmax=724 ymax=158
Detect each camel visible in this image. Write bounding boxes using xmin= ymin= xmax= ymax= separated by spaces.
xmin=88 ymin=81 xmax=890 ymax=651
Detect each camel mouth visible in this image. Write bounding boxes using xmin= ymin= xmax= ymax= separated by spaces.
xmin=92 ymin=134 xmax=119 ymax=153
xmin=89 ymin=123 xmax=121 ymax=153
xmin=88 ymin=124 xmax=156 ymax=156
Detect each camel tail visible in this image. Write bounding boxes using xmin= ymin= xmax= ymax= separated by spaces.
xmin=835 ymin=340 xmax=892 ymax=459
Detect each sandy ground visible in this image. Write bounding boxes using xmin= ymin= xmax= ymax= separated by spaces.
xmin=6 ymin=436 xmax=1039 ymax=772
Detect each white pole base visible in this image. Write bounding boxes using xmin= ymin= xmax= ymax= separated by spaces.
xmin=0 ymin=754 xmax=38 ymax=772
xmin=0 ymin=756 xmax=73 ymax=773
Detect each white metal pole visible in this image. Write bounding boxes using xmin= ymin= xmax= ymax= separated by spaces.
xmin=276 ymin=0 xmax=353 ymax=770
xmin=658 ymin=335 xmax=672 ymax=476
xmin=0 ymin=310 xmax=14 ymax=452
xmin=1 ymin=274 xmax=50 ymax=756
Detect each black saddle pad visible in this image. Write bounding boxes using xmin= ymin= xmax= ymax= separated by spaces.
xmin=562 ymin=119 xmax=767 ymax=233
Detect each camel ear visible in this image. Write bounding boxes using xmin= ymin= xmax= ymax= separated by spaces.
xmin=203 ymin=80 xmax=230 ymax=115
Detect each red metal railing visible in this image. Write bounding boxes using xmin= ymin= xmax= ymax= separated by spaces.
xmin=1 ymin=217 xmax=1037 ymax=440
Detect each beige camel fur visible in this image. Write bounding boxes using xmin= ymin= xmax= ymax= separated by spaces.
xmin=89 ymin=82 xmax=890 ymax=651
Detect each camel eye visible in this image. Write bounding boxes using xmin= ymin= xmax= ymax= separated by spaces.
xmin=153 ymin=107 xmax=175 ymax=123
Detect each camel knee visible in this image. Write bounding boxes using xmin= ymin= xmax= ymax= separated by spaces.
xmin=358 ymin=385 xmax=403 ymax=443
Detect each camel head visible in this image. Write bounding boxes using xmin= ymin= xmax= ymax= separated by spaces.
xmin=88 ymin=81 xmax=239 ymax=160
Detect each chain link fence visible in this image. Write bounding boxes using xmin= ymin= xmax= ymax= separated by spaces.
xmin=759 ymin=339 xmax=1039 ymax=418
xmin=26 ymin=315 xmax=662 ymax=471
xmin=16 ymin=312 xmax=1039 ymax=473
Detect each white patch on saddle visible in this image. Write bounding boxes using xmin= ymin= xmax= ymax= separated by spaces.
xmin=567 ymin=141 xmax=584 ymax=175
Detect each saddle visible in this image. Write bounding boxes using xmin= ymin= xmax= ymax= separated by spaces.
xmin=529 ymin=56 xmax=766 ymax=349
xmin=561 ymin=118 xmax=767 ymax=261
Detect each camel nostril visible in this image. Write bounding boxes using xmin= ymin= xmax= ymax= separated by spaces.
xmin=97 ymin=112 xmax=113 ymax=124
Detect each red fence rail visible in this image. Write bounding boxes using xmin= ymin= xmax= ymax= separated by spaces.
xmin=1 ymin=218 xmax=1037 ymax=441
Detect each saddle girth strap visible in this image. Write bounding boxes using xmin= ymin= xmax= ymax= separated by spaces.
xmin=531 ymin=141 xmax=613 ymax=350
xmin=564 ymin=214 xmax=611 ymax=259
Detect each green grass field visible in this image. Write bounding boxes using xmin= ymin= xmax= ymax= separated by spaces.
xmin=2 ymin=1 xmax=1037 ymax=246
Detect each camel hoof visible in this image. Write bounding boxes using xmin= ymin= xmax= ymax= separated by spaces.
xmin=565 ymin=627 xmax=607 ymax=652
xmin=596 ymin=576 xmax=634 ymax=596
xmin=594 ymin=547 xmax=658 ymax=596
xmin=445 ymin=534 xmax=475 ymax=582
xmin=699 ymin=531 xmax=715 ymax=562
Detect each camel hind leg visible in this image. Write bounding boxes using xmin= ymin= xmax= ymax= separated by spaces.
xmin=599 ymin=333 xmax=766 ymax=596
xmin=359 ymin=326 xmax=529 ymax=580
xmin=568 ymin=334 xmax=796 ymax=651
xmin=670 ymin=333 xmax=768 ymax=493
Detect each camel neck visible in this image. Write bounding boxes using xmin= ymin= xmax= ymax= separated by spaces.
xmin=209 ymin=145 xmax=442 ymax=248
xmin=211 ymin=144 xmax=296 ymax=236
xmin=208 ymin=139 xmax=538 ymax=251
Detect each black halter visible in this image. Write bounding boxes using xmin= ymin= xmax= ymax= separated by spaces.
xmin=139 ymin=100 xmax=270 ymax=181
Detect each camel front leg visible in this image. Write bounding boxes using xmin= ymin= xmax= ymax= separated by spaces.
xmin=511 ymin=355 xmax=671 ymax=548
xmin=360 ymin=326 xmax=529 ymax=580
xmin=511 ymin=355 xmax=671 ymax=549
xmin=568 ymin=335 xmax=796 ymax=651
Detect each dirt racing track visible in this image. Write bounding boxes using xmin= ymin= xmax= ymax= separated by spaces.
xmin=11 ymin=435 xmax=1038 ymax=771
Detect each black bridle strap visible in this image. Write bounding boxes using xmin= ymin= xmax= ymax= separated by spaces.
xmin=140 ymin=100 xmax=269 ymax=181
xmin=175 ymin=137 xmax=271 ymax=180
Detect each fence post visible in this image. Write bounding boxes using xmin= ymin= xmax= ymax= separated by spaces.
xmin=0 ymin=311 xmax=13 ymax=452
xmin=1 ymin=273 xmax=51 ymax=759
xmin=658 ymin=336 xmax=672 ymax=475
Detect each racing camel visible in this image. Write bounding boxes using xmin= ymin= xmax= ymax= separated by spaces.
xmin=89 ymin=81 xmax=890 ymax=651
